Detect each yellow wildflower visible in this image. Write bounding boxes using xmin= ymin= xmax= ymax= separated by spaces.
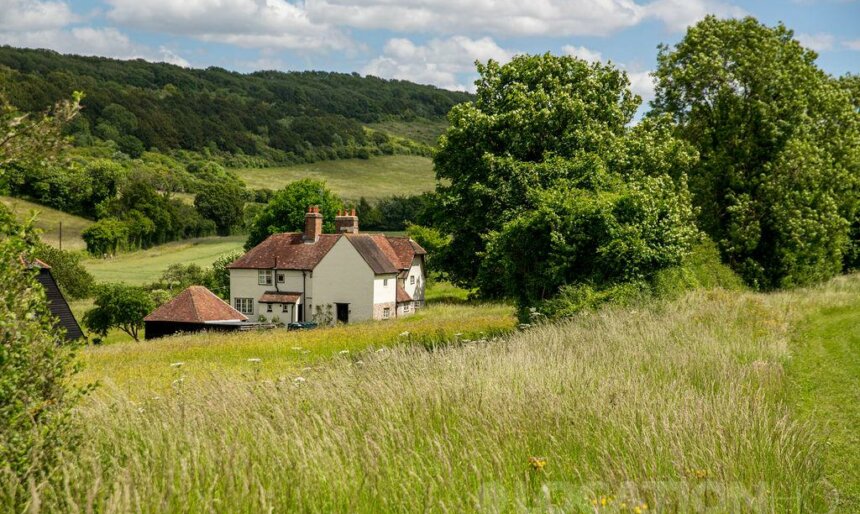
xmin=528 ymin=456 xmax=547 ymax=472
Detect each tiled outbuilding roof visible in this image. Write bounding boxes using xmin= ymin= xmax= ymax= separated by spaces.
xmin=144 ymin=286 xmax=248 ymax=323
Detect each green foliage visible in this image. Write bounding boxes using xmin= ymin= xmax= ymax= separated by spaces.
xmin=651 ymin=16 xmax=860 ymax=289
xmin=0 ymin=206 xmax=86 ymax=509
xmin=83 ymin=283 xmax=155 ymax=341
xmin=483 ymin=162 xmax=698 ymax=315
xmin=194 ymin=181 xmax=246 ymax=236
xmin=160 ymin=263 xmax=207 ymax=292
xmin=81 ymin=217 xmax=128 ymax=256
xmin=0 ymin=47 xmax=470 ymax=162
xmin=406 ymin=223 xmax=450 ymax=277
xmin=435 ymin=53 xmax=699 ymax=312
xmin=0 ymin=89 xmax=81 ymax=170
xmin=32 ymin=243 xmax=94 ymax=299
xmin=206 ymin=251 xmax=243 ymax=300
xmin=245 ymin=179 xmax=343 ymax=249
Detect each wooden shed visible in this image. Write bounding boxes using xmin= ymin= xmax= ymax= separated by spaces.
xmin=29 ymin=258 xmax=84 ymax=341
xmin=144 ymin=285 xmax=249 ymax=340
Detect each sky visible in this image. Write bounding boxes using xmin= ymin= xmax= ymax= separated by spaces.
xmin=0 ymin=0 xmax=858 ymax=104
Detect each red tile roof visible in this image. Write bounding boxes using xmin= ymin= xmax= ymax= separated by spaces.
xmin=387 ymin=236 xmax=426 ymax=269
xmin=228 ymin=232 xmax=427 ymax=275
xmin=259 ymin=291 xmax=302 ymax=304
xmin=144 ymin=286 xmax=248 ymax=323
xmin=396 ymin=283 xmax=413 ymax=303
xmin=228 ymin=233 xmax=340 ymax=270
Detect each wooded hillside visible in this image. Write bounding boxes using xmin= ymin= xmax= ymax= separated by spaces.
xmin=0 ymin=46 xmax=471 ymax=161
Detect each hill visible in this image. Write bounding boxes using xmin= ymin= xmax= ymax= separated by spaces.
xmin=237 ymin=155 xmax=435 ymax=202
xmin=0 ymin=195 xmax=91 ymax=250
xmin=45 ymin=275 xmax=860 ymax=512
xmin=0 ymin=46 xmax=471 ymax=164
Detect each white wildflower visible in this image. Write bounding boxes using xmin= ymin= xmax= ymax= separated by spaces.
xmin=294 ymin=376 xmax=306 ymax=383
xmin=247 ymin=358 xmax=261 ymax=363
xmin=339 ymin=349 xmax=349 ymax=355
xmin=399 ymin=331 xmax=410 ymax=337
xmin=170 ymin=362 xmax=184 ymax=368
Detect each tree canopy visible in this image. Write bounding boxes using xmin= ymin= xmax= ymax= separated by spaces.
xmin=83 ymin=283 xmax=155 ymax=341
xmin=651 ymin=15 xmax=860 ymax=288
xmin=245 ymin=179 xmax=343 ymax=249
xmin=434 ymin=53 xmax=699 ymax=312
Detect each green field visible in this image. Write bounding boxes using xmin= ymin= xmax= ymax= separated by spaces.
xmin=368 ymin=118 xmax=449 ymax=146
xmin=236 ymin=155 xmax=435 ymax=201
xmin=788 ymin=285 xmax=860 ymax=511
xmin=83 ymin=235 xmax=245 ymax=285
xmin=25 ymin=275 xmax=859 ymax=512
xmin=1 ymin=196 xmax=92 ymax=250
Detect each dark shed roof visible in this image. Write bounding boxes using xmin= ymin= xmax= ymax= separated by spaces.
xmin=33 ymin=266 xmax=84 ymax=341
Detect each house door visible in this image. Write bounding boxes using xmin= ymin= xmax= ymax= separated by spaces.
xmin=335 ymin=303 xmax=349 ymax=324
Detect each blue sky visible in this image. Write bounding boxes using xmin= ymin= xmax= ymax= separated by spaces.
xmin=0 ymin=0 xmax=858 ymax=102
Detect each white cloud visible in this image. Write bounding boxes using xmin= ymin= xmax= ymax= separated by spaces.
xmin=362 ymin=36 xmax=515 ymax=91
xmin=842 ymin=39 xmax=860 ymax=51
xmin=797 ymin=32 xmax=836 ymax=51
xmin=562 ymin=45 xmax=603 ymax=63
xmin=643 ymin=0 xmax=746 ymax=32
xmin=625 ymin=69 xmax=656 ymax=104
xmin=106 ymin=0 xmax=351 ymax=51
xmin=307 ymin=0 xmax=744 ymax=37
xmin=0 ymin=0 xmax=77 ymax=31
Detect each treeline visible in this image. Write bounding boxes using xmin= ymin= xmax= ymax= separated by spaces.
xmin=0 ymin=46 xmax=471 ymax=164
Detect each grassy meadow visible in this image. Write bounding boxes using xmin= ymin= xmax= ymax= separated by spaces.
xmin=368 ymin=118 xmax=448 ymax=146
xmin=82 ymin=235 xmax=245 ymax=285
xmin=23 ymin=275 xmax=858 ymax=512
xmin=1 ymin=195 xmax=92 ymax=250
xmin=236 ymin=155 xmax=435 ymax=201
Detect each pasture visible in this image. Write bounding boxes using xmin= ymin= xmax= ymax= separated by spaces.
xmin=83 ymin=235 xmax=245 ymax=285
xmin=1 ymin=195 xmax=92 ymax=250
xmin=27 ymin=275 xmax=859 ymax=512
xmin=236 ymin=155 xmax=435 ymax=201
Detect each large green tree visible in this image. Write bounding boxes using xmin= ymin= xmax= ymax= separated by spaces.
xmin=245 ymin=178 xmax=343 ymax=249
xmin=83 ymin=283 xmax=155 ymax=342
xmin=434 ymin=53 xmax=698 ymax=299
xmin=195 ymin=181 xmax=246 ymax=235
xmin=651 ymin=16 xmax=860 ymax=288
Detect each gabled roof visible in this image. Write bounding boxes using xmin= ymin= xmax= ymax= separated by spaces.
xmin=19 ymin=256 xmax=52 ymax=269
xmin=228 ymin=233 xmax=340 ymax=270
xmin=346 ymin=234 xmax=400 ymax=274
xmin=387 ymin=236 xmax=427 ymax=269
xmin=144 ymin=286 xmax=248 ymax=323
xmin=228 ymin=232 xmax=427 ymax=275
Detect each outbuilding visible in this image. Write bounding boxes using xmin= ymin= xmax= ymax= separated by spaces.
xmin=144 ymin=285 xmax=249 ymax=340
xmin=28 ymin=258 xmax=84 ymax=341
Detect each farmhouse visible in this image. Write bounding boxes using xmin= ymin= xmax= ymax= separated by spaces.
xmin=144 ymin=285 xmax=248 ymax=340
xmin=228 ymin=206 xmax=426 ymax=324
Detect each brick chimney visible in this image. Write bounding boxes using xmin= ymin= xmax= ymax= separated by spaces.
xmin=335 ymin=208 xmax=359 ymax=234
xmin=303 ymin=205 xmax=322 ymax=242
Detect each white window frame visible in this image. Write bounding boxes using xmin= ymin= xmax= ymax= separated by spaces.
xmin=383 ymin=278 xmax=389 ymax=286
xmin=258 ymin=270 xmax=273 ymax=286
xmin=277 ymin=272 xmax=286 ymax=284
xmin=235 ymin=297 xmax=254 ymax=315
xmin=410 ymin=275 xmax=415 ymax=285
xmin=403 ymin=304 xmax=410 ymax=313
xmin=383 ymin=307 xmax=391 ymax=319
xmin=266 ymin=303 xmax=273 ymax=313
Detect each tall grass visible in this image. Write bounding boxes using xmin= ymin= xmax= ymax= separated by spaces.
xmin=18 ymin=277 xmax=860 ymax=513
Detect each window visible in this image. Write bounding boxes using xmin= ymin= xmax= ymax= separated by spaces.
xmin=383 ymin=278 xmax=389 ymax=286
xmin=258 ymin=270 xmax=273 ymax=286
xmin=235 ymin=298 xmax=254 ymax=315
xmin=403 ymin=304 xmax=410 ymax=313
xmin=383 ymin=307 xmax=391 ymax=319
xmin=266 ymin=304 xmax=273 ymax=313
xmin=277 ymin=272 xmax=285 ymax=284
xmin=410 ymin=275 xmax=415 ymax=285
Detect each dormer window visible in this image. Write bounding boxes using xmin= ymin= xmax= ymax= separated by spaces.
xmin=258 ymin=270 xmax=273 ymax=286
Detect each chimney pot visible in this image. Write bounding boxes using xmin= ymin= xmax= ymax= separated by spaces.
xmin=304 ymin=205 xmax=323 ymax=242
